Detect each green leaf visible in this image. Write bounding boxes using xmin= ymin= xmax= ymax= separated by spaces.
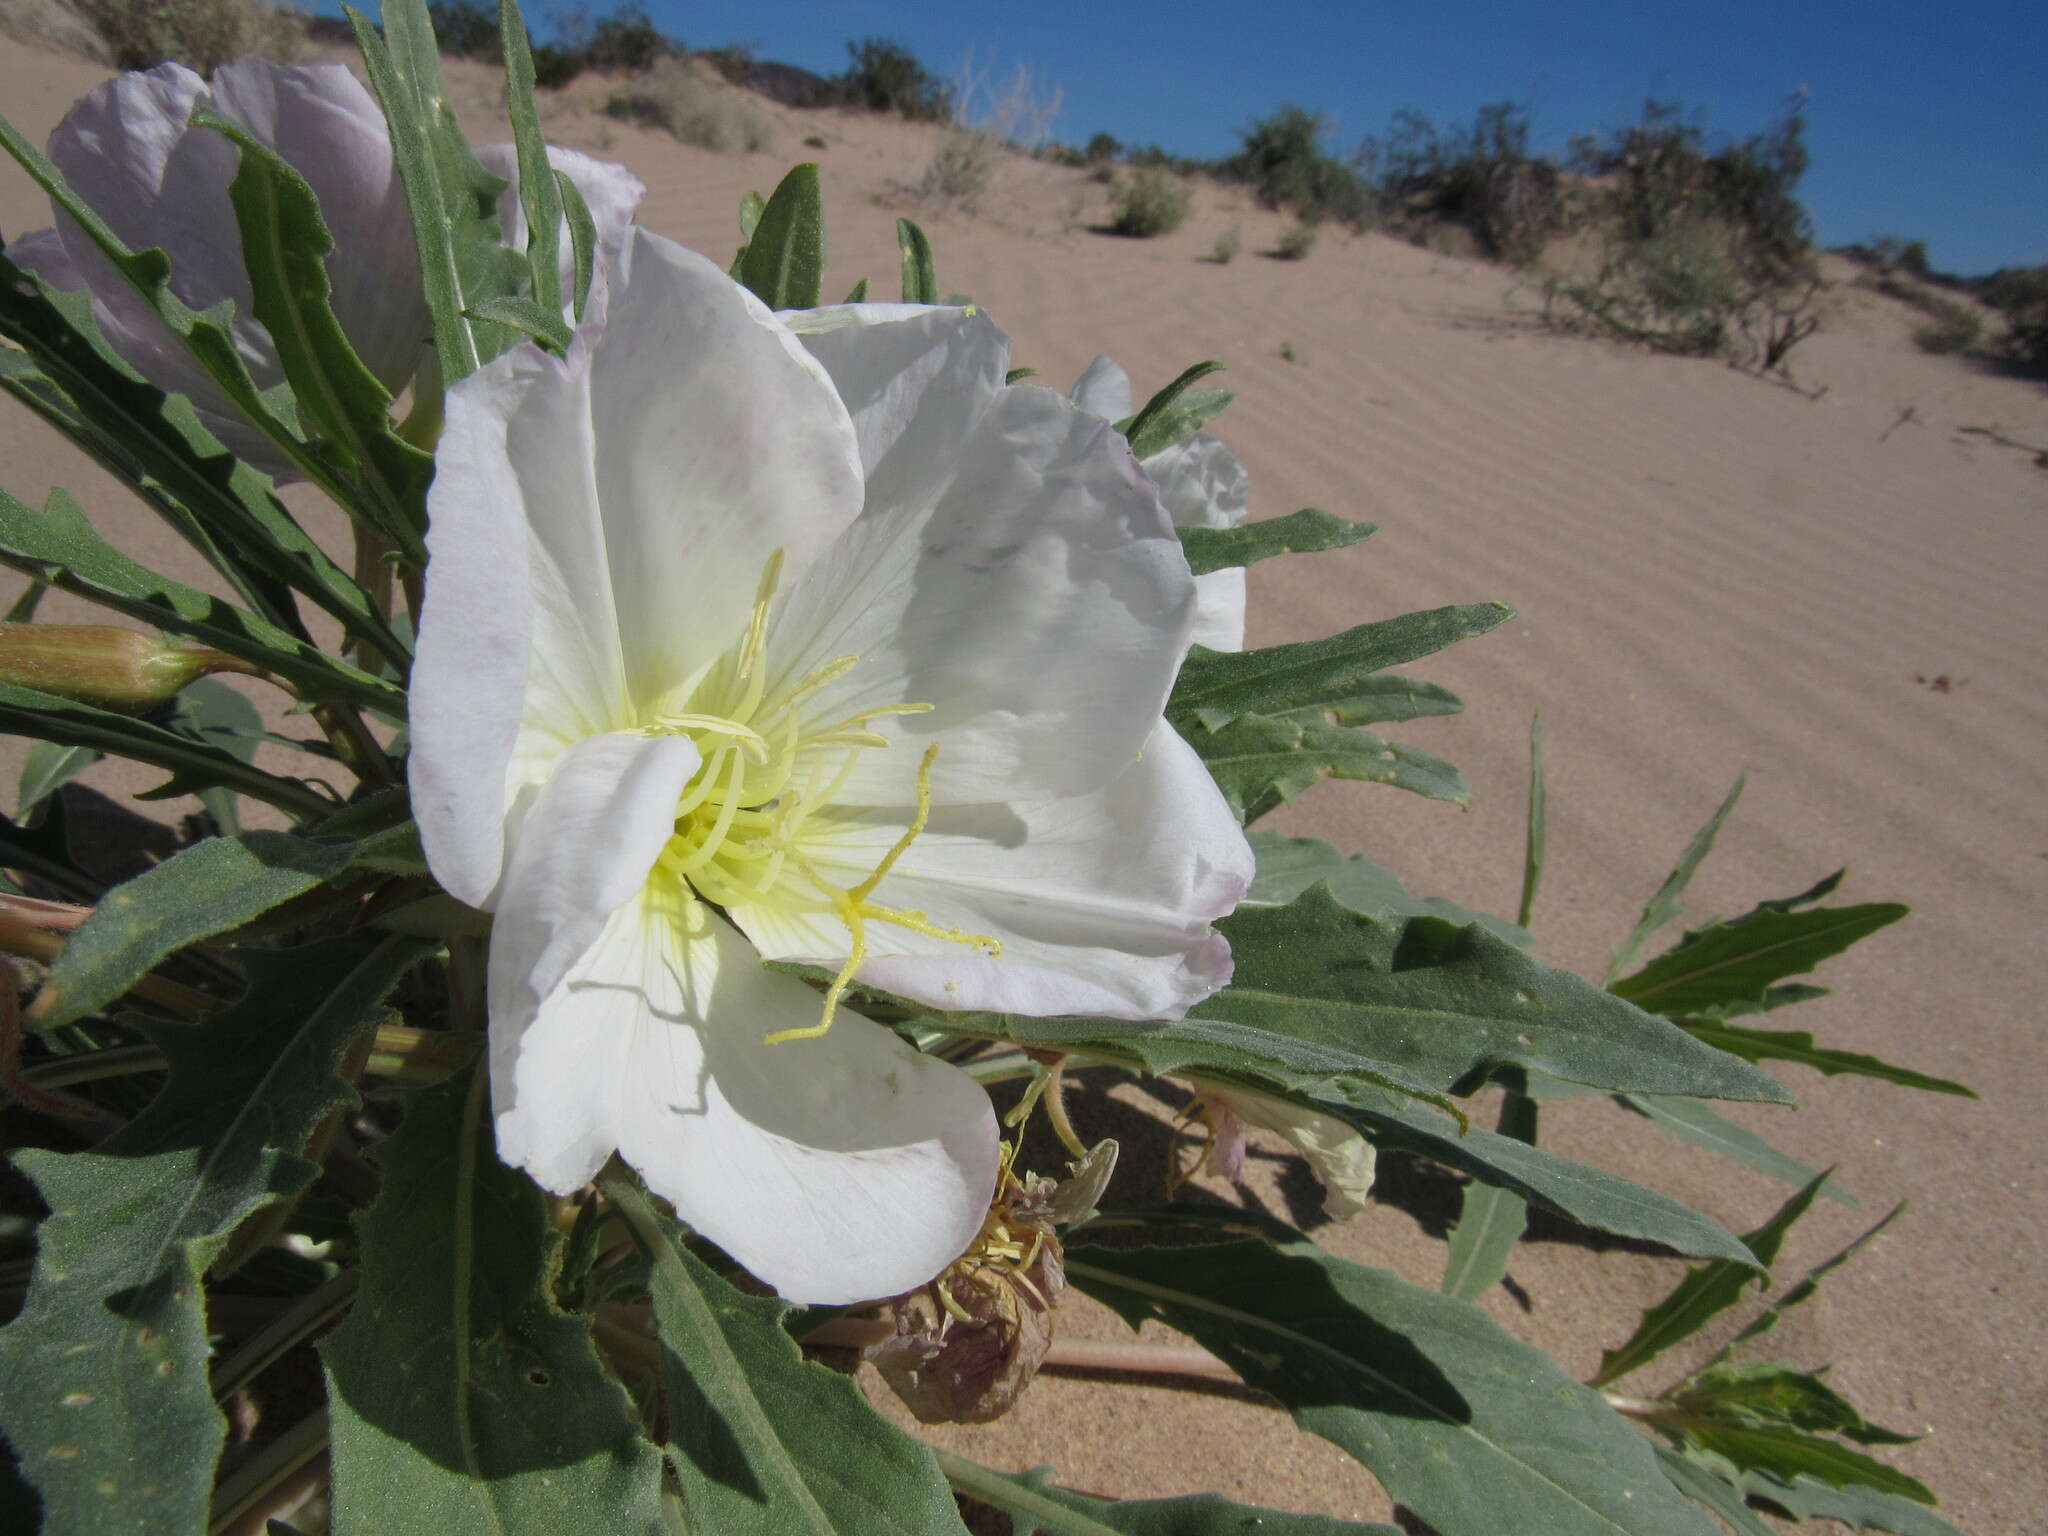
xmin=738 ymin=163 xmax=826 ymax=311
xmin=1243 ymin=833 xmax=1530 ymax=946
xmin=1606 ymin=777 xmax=1744 ymax=984
xmin=17 ymin=739 xmax=97 ymax=819
xmin=1519 ymin=712 xmax=1546 ymax=929
xmin=1333 ymin=1082 xmax=1754 ymax=1263
xmin=1679 ymin=1022 xmax=1974 ymax=1097
xmin=1590 ymin=1169 xmax=1831 ymax=1387
xmin=323 ymin=1071 xmax=667 ymax=1533
xmin=463 ymin=294 xmax=575 ymax=353
xmin=0 ymin=680 xmax=331 ymax=820
xmin=1276 ymin=675 xmax=1465 ymax=728
xmin=1683 ymin=1425 xmax=1933 ymax=1506
xmin=1741 ymin=1471 xmax=1960 ymax=1535
xmin=1194 ymin=887 xmax=1788 ymax=1102
xmin=844 ymin=276 xmax=870 ymax=303
xmin=739 ymin=189 xmax=767 ymax=242
xmin=497 ymin=0 xmax=564 ymax=320
xmin=604 ymin=1177 xmax=964 ymax=1534
xmin=0 ymin=934 xmax=431 ymax=1536
xmin=897 ymin=217 xmax=938 ymax=303
xmin=1613 ymin=899 xmax=1908 ymax=1020
xmin=1730 ymin=1202 xmax=1905 ymax=1352
xmin=1121 ymin=361 xmax=1224 ymax=460
xmin=346 ymin=0 xmax=524 ymax=383
xmin=1182 ymin=711 xmax=1468 ymax=822
xmin=1617 ymin=1092 xmax=1857 ymax=1204
xmin=556 ymin=168 xmax=598 ymax=320
xmin=1440 ymin=1091 xmax=1534 ymax=1299
xmin=1676 ymin=1362 xmax=1916 ymax=1445
xmin=0 ymin=262 xmax=407 ymax=666
xmin=198 ymin=108 xmax=432 ymax=561
xmin=1170 ymin=605 xmax=1512 ymax=731
xmin=1070 ymin=1235 xmax=1726 ymax=1536
xmin=1179 ymin=507 xmax=1368 ymax=573
xmin=0 ymin=485 xmax=404 ymax=714
xmin=940 ymin=1455 xmax=1398 ymax=1535
xmin=156 ymin=676 xmax=264 ymax=834
xmin=1701 ymin=982 xmax=1831 ymax=1020
xmin=30 ymin=824 xmax=420 ymax=1031
xmin=1652 ymin=1447 xmax=1778 ymax=1536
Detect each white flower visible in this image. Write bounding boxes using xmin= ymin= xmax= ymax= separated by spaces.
xmin=1195 ymin=1085 xmax=1377 ymax=1218
xmin=410 ymin=228 xmax=1252 ymax=1304
xmin=15 ymin=61 xmax=640 ymax=477
xmin=1072 ymin=356 xmax=1251 ymax=652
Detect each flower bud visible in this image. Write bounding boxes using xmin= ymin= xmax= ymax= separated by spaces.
xmin=0 ymin=623 xmax=256 ymax=711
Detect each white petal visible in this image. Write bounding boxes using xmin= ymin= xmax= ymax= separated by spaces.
xmin=476 ymin=141 xmax=644 ymax=320
xmin=589 ymin=230 xmax=864 ymax=707
xmin=208 ymin=61 xmax=425 ymax=392
xmin=1070 ymin=354 xmax=1133 ymax=421
xmin=735 ymin=723 xmax=1250 ymax=1020
xmin=1189 ymin=568 xmax=1248 ymax=653
xmin=484 ymin=729 xmax=699 ymax=1036
xmin=782 ymin=303 xmax=1009 ymax=519
xmin=763 ymin=382 xmax=1196 ymax=804
xmin=497 ymin=887 xmax=999 ymax=1303
xmin=1143 ymin=430 xmax=1248 ymax=532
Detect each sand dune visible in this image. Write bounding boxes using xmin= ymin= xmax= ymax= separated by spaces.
xmin=2 ymin=41 xmax=2043 ymax=1530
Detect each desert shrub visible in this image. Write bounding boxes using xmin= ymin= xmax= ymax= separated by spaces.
xmin=424 ymin=0 xmax=495 ymax=56
xmin=1911 ymin=299 xmax=1983 ymax=355
xmin=1223 ymin=106 xmax=1373 ymax=229
xmin=530 ymin=42 xmax=583 ymax=88
xmin=839 ymin=36 xmax=952 ymax=122
xmin=1209 ymin=225 xmax=1241 ymax=264
xmin=1083 ymin=130 xmax=1121 ymax=165
xmin=1864 ymin=233 xmax=1932 ymax=279
xmin=1363 ymin=101 xmax=1557 ymax=262
xmin=82 ymin=0 xmax=310 ymax=72
xmin=605 ymin=58 xmax=772 ymax=154
xmin=1108 ymin=164 xmax=1191 ymax=237
xmin=917 ymin=125 xmax=996 ymax=203
xmin=1273 ymin=219 xmax=1319 ymax=260
xmin=1545 ymin=98 xmax=1822 ymax=376
xmin=585 ymin=6 xmax=668 ymax=71
xmin=1979 ymin=265 xmax=2048 ymax=369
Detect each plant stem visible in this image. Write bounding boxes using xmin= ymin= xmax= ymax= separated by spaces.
xmin=210 ymin=1269 xmax=359 ymax=1402
xmin=207 ymin=1409 xmax=329 ymax=1536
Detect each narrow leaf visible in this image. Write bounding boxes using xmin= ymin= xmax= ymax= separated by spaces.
xmin=16 ymin=740 xmax=97 ymax=819
xmin=1590 ymin=1169 xmax=1832 ymax=1387
xmin=1441 ymin=1091 xmax=1534 ymax=1299
xmin=556 ymin=168 xmax=597 ymax=318
xmin=1519 ymin=712 xmax=1545 ymax=929
xmin=1122 ymin=361 xmax=1223 ymax=460
xmin=1653 ymin=1447 xmax=1778 ymax=1536
xmin=1680 ymin=1022 xmax=1974 ymax=1097
xmin=738 ymin=163 xmax=826 ymax=311
xmin=897 ymin=217 xmax=938 ymax=303
xmin=1243 ymin=832 xmax=1531 ymax=946
xmin=497 ymin=0 xmax=564 ymax=318
xmin=1178 ymin=508 xmax=1376 ymax=575
xmin=30 ymin=824 xmax=420 ymax=1031
xmin=0 ymin=935 xmax=431 ymax=1536
xmin=1618 ymin=1092 xmax=1857 ymax=1204
xmin=1741 ymin=1471 xmax=1960 ymax=1535
xmin=1071 ymin=1236 xmax=1726 ymax=1536
xmin=323 ymin=1072 xmax=668 ymax=1533
xmin=463 ymin=295 xmax=575 ymax=353
xmin=844 ymin=276 xmax=870 ymax=302
xmin=1183 ymin=711 xmax=1467 ymax=822
xmin=1731 ymin=1202 xmax=1906 ymax=1350
xmin=1685 ymin=1425 xmax=1933 ymax=1505
xmin=1170 ymin=604 xmax=1513 ymax=731
xmin=605 ymin=1177 xmax=963 ymax=1534
xmin=1614 ymin=902 xmax=1909 ymax=1019
xmin=941 ymin=1453 xmax=1397 ymax=1535
xmin=1607 ymin=777 xmax=1744 ymax=985
xmin=0 ymin=680 xmax=331 ymax=820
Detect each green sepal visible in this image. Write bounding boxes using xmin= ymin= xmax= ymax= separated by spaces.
xmin=736 ymin=163 xmax=826 ymax=311
xmin=897 ymin=217 xmax=938 ymax=302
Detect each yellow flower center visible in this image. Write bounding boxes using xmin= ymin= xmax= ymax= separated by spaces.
xmin=640 ymin=552 xmax=999 ymax=1044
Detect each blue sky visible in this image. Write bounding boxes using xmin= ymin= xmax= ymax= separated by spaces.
xmin=334 ymin=1 xmax=2045 ymax=275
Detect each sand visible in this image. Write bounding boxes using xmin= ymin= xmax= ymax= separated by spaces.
xmin=2 ymin=40 xmax=2044 ymax=1533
